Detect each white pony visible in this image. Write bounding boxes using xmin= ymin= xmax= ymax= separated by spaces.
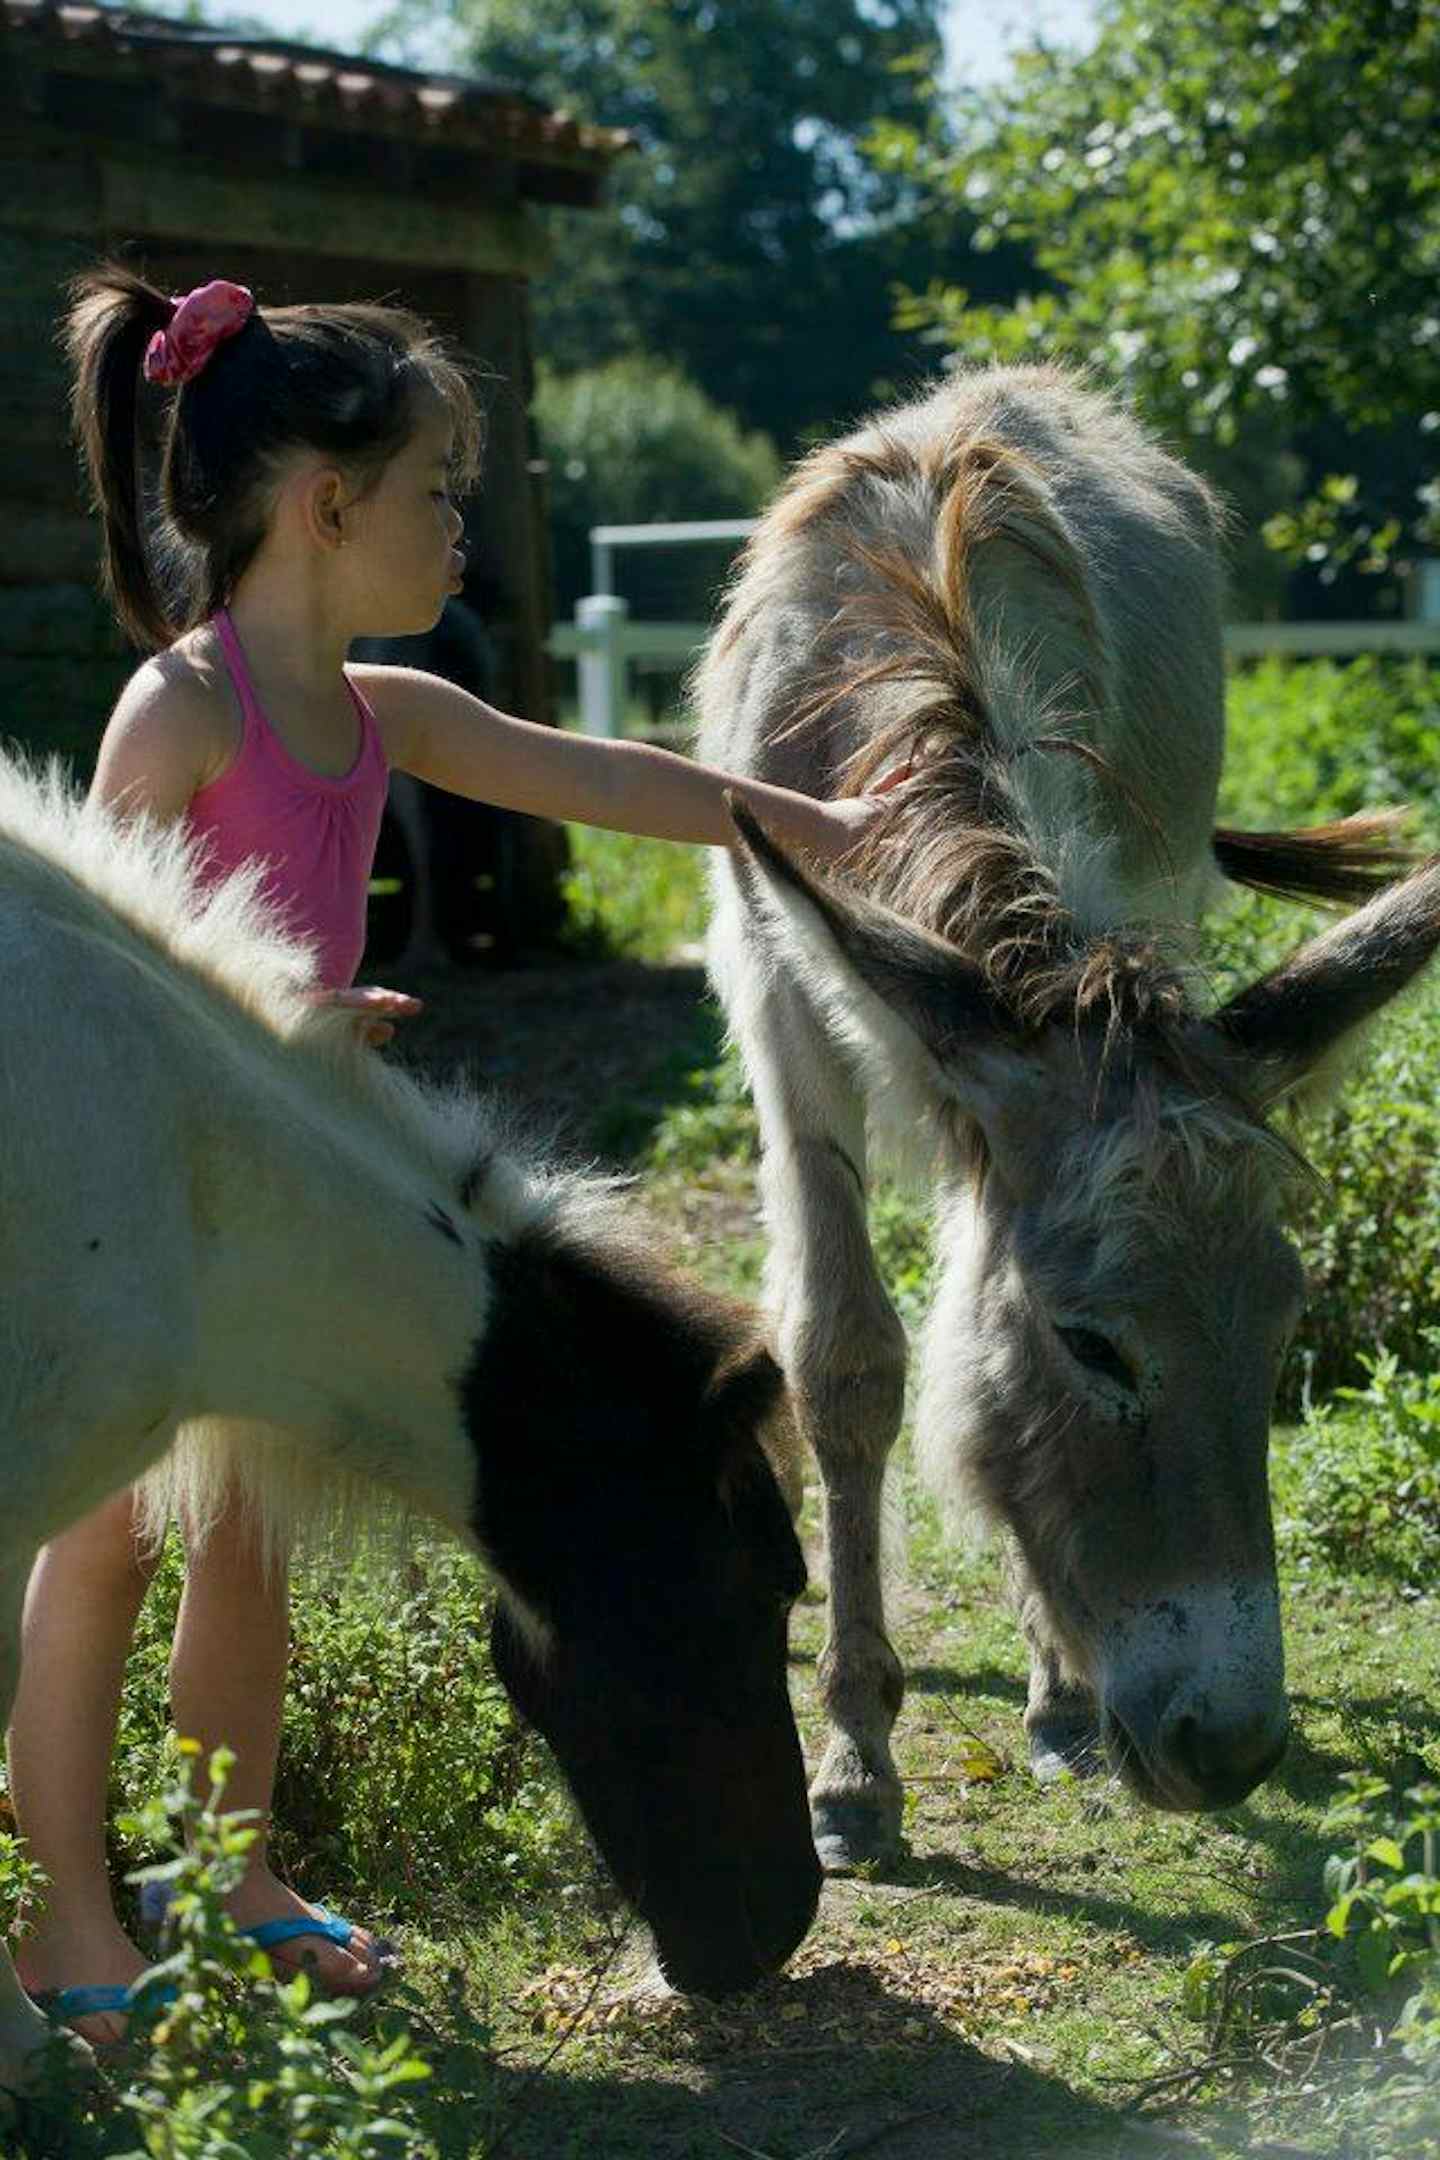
xmin=0 ymin=749 xmax=819 ymax=2082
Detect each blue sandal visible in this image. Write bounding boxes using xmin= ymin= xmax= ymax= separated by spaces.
xmin=244 ymin=1904 xmax=395 ymax=1967
xmin=141 ymin=1881 xmax=396 ymax=1973
xmin=33 ymin=1974 xmax=178 ymax=2028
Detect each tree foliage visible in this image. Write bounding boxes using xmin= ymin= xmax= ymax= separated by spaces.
xmin=533 ymin=357 xmax=781 ymax=613
xmin=374 ymin=0 xmax=982 ymax=449
xmin=872 ymin=0 xmax=1439 ymax=574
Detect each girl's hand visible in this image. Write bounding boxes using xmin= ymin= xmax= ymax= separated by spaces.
xmin=314 ymin=985 xmax=424 ymax=1047
xmin=795 ymin=792 xmax=891 ymax=865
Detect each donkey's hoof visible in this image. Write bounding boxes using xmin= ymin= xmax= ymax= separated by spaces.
xmin=1028 ymin=1717 xmax=1105 ymax=1785
xmin=811 ymin=1792 xmax=905 ymax=1875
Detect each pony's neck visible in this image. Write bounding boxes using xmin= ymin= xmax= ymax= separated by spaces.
xmin=188 ymin=1080 xmax=483 ymax=1531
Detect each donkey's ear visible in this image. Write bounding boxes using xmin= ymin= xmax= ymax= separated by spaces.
xmin=702 ymin=1339 xmax=786 ymax=1438
xmin=726 ymin=796 xmax=1020 ymax=1105
xmin=1208 ymin=855 xmax=1440 ymax=1106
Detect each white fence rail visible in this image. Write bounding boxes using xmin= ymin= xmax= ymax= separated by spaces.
xmin=549 ymin=598 xmax=1440 ymax=740
xmin=589 ymin=519 xmax=760 ymax=599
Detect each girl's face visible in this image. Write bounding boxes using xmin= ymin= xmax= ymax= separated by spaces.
xmin=343 ymin=401 xmax=467 ymax=636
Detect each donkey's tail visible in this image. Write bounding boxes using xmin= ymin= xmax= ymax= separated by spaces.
xmin=1212 ymin=811 xmax=1417 ymax=908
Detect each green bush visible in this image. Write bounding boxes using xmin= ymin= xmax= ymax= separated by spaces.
xmin=268 ymin=1546 xmax=566 ymax=1924
xmin=560 ymin=823 xmax=708 ymax=963
xmin=1182 ymin=1774 xmax=1440 ymax=2155
xmin=1205 ymin=888 xmax=1440 ymax=1413
xmin=1286 ymin=993 xmax=1440 ymax=1408
xmin=1276 ymin=1341 xmax=1440 ymax=1585
xmin=1208 ymin=659 xmax=1440 ymax=1402
xmin=535 ymin=358 xmax=781 ymax=617
xmin=867 ymin=1187 xmax=935 ymax=1330
xmin=41 ymin=1751 xmax=445 ymax=2160
xmin=107 ymin=1540 xmax=572 ymax=1937
xmin=1220 ymin=657 xmax=1440 ymax=837
xmin=642 ymin=1037 xmax=757 ymax=1175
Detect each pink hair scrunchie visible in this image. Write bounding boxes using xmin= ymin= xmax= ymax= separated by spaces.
xmin=143 ymin=280 xmax=255 ymax=387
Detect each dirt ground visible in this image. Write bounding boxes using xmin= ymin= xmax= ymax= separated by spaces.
xmin=383 ymin=950 xmax=713 ymax=1147
xmin=383 ymin=946 xmax=763 ymax=1275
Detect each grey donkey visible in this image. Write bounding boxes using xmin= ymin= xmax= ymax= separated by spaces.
xmin=695 ymin=364 xmax=1440 ymax=1870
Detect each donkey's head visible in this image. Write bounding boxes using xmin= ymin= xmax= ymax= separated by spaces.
xmin=731 ymin=804 xmax=1440 ymax=1813
xmin=462 ymin=1223 xmax=819 ymax=1994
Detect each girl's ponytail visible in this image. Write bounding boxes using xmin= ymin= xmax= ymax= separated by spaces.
xmin=65 ymin=264 xmax=179 ymax=652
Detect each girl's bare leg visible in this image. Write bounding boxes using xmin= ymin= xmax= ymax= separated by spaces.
xmin=170 ymin=1503 xmax=384 ymax=1993
xmin=8 ymin=1490 xmax=160 ymax=2043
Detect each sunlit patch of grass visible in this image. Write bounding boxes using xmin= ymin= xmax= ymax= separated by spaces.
xmin=559 ymin=825 xmax=708 ymax=963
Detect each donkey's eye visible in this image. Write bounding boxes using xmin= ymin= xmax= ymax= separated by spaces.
xmin=1056 ymin=1325 xmax=1135 ymax=1392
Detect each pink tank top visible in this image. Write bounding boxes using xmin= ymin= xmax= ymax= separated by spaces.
xmin=186 ymin=609 xmax=390 ymax=990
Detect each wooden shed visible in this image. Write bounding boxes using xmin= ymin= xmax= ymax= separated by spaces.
xmin=1 ymin=0 xmax=628 ymax=956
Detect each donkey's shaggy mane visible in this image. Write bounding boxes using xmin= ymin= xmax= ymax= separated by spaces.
xmin=699 ymin=386 xmax=1224 ymax=1061
xmin=702 ymin=383 xmax=1360 ymax=1182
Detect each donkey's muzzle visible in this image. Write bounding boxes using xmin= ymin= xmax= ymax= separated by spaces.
xmin=1168 ymin=1704 xmax=1289 ymax=1810
xmin=1105 ymin=1692 xmax=1289 ymax=1812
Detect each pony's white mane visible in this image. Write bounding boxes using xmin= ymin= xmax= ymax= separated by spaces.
xmin=0 ymin=749 xmax=535 ymax=1209
xmin=0 ymin=748 xmax=319 ymax=1015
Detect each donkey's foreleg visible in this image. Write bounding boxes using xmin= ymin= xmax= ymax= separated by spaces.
xmin=762 ymin=1121 xmax=908 ymax=1873
xmin=1023 ymin=1637 xmax=1103 ymax=1783
xmin=1009 ymin=1554 xmax=1103 ymax=1783
xmin=714 ymin=879 xmax=910 ymax=1870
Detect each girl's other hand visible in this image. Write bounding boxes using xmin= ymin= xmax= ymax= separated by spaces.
xmin=314 ymin=985 xmax=424 ymax=1046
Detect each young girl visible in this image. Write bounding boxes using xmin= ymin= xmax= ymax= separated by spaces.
xmin=10 ymin=265 xmax=874 ymax=2044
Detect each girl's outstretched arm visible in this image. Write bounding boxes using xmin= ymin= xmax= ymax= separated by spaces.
xmin=357 ymin=666 xmax=876 ymax=864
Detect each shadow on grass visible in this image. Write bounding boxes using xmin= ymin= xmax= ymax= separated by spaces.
xmin=885 ymin=1838 xmax=1253 ymax=1958
xmin=582 ymin=984 xmax=727 ymax=1164
xmin=906 ymin=1663 xmax=1028 ymax=1708
xmin=390 ymin=953 xmax=726 ymax=1170
xmin=403 ymin=1957 xmax=1139 ymax=2160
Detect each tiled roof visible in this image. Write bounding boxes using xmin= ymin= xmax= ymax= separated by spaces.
xmin=4 ymin=0 xmax=633 ymax=175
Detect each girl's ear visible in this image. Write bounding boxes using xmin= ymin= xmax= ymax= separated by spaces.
xmin=295 ymin=465 xmax=349 ymax=552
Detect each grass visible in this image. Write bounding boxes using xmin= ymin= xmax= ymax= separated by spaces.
xmin=558 ymin=821 xmax=708 ymax=965
xmin=31 ymin=1512 xmax=1434 ymax=2158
